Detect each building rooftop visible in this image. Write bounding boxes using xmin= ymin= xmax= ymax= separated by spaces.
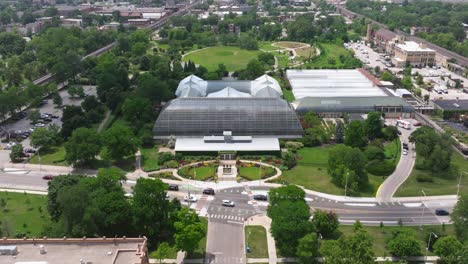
xmin=0 ymin=237 xmax=147 ymax=264
xmin=292 ymin=96 xmax=414 ymax=113
xmin=175 ymin=75 xmax=282 ymax=98
xmin=395 ymin=41 xmax=435 ymax=52
xmin=433 ymin=99 xmax=468 ymax=111
xmin=286 ymin=69 xmax=388 ymax=99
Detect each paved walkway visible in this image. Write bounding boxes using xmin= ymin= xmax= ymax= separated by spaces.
xmin=376 ymin=120 xmax=416 ymax=201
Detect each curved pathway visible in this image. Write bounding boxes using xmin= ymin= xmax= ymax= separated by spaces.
xmin=376 ymin=123 xmax=416 ymax=201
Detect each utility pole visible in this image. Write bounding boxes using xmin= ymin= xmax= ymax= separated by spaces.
xmin=457 ymin=171 xmax=467 ymax=196
xmin=425 ymin=232 xmax=438 ymax=262
xmin=344 ymin=171 xmax=349 ymax=199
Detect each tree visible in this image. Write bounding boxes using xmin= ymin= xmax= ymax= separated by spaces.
xmin=136 ymin=73 xmax=170 ymax=103
xmin=328 ymin=144 xmax=368 ymax=191
xmin=27 ymin=110 xmax=41 ymax=124
xmin=154 ymin=242 xmax=171 ymax=264
xmin=281 ymin=151 xmax=296 ymax=169
xmin=52 ymin=93 xmax=63 ymax=107
xmin=122 ymin=97 xmax=153 ymax=130
xmin=335 ymin=121 xmax=344 ymax=143
xmin=239 ymin=35 xmax=258 ymax=50
xmin=68 ymin=86 xmax=85 ymax=98
xmin=303 ymin=112 xmax=322 ymax=128
xmin=383 ymin=125 xmax=398 ymax=141
xmin=61 ymin=105 xmax=89 ymax=139
xmin=258 ymin=52 xmax=275 ymax=66
xmin=346 ymin=223 xmax=374 ymax=264
xmin=102 ymin=123 xmax=140 ymax=161
xmin=381 ymin=71 xmax=394 ymax=82
xmin=0 ymin=32 xmax=26 ymax=57
xmin=433 ymin=235 xmax=463 ymax=263
xmin=345 ymin=120 xmax=367 ymax=148
xmin=10 ymin=144 xmax=24 ymax=163
xmin=296 ymin=233 xmax=319 ymax=264
xmin=451 ymin=194 xmax=468 ymax=242
xmin=312 ymin=210 xmax=339 ymax=238
xmin=364 ymin=111 xmax=383 ymax=140
xmin=30 ymin=124 xmax=60 ymax=150
xmin=47 ymin=175 xmax=84 ymax=221
xmin=65 ymin=128 xmax=102 ymax=165
xmin=387 ymin=228 xmax=422 ymax=257
xmin=81 ymin=96 xmax=101 ymax=112
xmin=132 ymin=178 xmax=172 ymax=245
xmin=174 ymin=207 xmax=207 ymax=253
xmin=364 ymin=146 xmax=385 ymax=161
xmin=267 ymin=185 xmax=313 ymax=257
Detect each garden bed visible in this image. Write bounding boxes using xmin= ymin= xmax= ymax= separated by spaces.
xmin=149 ymin=172 xmax=181 ymax=181
xmin=178 ymin=162 xmax=218 ymax=181
xmin=238 ymin=162 xmax=276 ymax=181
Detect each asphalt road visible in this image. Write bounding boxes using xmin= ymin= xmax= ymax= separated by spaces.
xmin=376 ymin=121 xmax=416 ymax=201
xmin=205 ymin=221 xmax=245 ymax=264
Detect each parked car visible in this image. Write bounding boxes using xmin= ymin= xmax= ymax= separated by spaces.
xmin=413 ymin=122 xmax=422 ymax=127
xmin=4 ymin=142 xmax=17 ymax=150
xmin=50 ymin=114 xmax=59 ymax=119
xmin=42 ymin=175 xmax=54 ymax=180
xmin=402 ymin=142 xmax=409 ymax=150
xmin=35 ymin=123 xmax=45 ymax=128
xmin=397 ymin=130 xmax=402 ymax=135
xmin=222 ymin=200 xmax=235 ymax=207
xmin=168 ymin=184 xmax=179 ymax=191
xmin=25 ymin=148 xmax=37 ymax=154
xmin=403 ymin=149 xmax=408 ymax=155
xmin=203 ymin=188 xmax=215 ymax=195
xmin=253 ymin=194 xmax=268 ymax=201
xmin=435 ymin=209 xmax=449 ymax=216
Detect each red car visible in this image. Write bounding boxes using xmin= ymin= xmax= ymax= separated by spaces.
xmin=413 ymin=122 xmax=422 ymax=127
xmin=42 ymin=175 xmax=54 ymax=180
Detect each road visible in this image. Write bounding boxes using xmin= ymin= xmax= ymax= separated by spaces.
xmin=376 ymin=121 xmax=416 ymax=201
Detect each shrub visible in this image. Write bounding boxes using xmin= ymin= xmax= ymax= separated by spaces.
xmin=366 ymin=160 xmax=395 ymax=176
xmin=285 ymin=141 xmax=304 ymax=151
xmin=158 ymin=152 xmax=174 ymax=165
xmin=416 ymin=174 xmax=434 ymax=183
xmin=164 ymin=160 xmax=179 ymax=168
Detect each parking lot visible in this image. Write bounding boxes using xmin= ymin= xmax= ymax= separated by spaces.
xmin=0 ymin=85 xmax=97 ymax=154
xmin=346 ymin=41 xmax=390 ymax=70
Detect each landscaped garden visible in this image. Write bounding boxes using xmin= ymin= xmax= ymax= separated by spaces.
xmin=0 ymin=192 xmax=48 ymax=237
xmin=140 ymin=146 xmax=160 ymax=172
xmin=238 ymin=163 xmax=276 ymax=181
xmin=182 ymin=46 xmax=262 ymax=72
xmin=178 ymin=162 xmax=218 ymax=181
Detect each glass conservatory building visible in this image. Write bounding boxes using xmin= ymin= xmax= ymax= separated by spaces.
xmin=153 ymin=75 xmax=303 ymax=152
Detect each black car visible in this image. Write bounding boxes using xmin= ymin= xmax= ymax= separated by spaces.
xmin=203 ymin=188 xmax=215 ymax=195
xmin=402 ymin=142 xmax=409 ymax=150
xmin=168 ymin=184 xmax=179 ymax=191
xmin=253 ymin=194 xmax=268 ymax=201
xmin=435 ymin=209 xmax=450 ymax=216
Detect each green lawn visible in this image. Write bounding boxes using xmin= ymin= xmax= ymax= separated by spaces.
xmin=305 ymin=42 xmax=360 ymax=69
xmin=141 ymin=146 xmax=160 ymax=172
xmin=245 ymin=225 xmax=269 ymax=258
xmin=148 ymin=243 xmax=179 ymax=260
xmin=239 ymin=166 xmax=276 ymax=181
xmin=384 ymin=138 xmax=401 ymax=166
xmin=273 ymin=50 xmax=290 ymax=68
xmin=395 ymin=151 xmax=468 ymax=197
xmin=29 ymin=145 xmax=68 ymax=166
xmin=338 ymin=224 xmax=455 ymax=257
xmin=179 ymin=165 xmax=217 ymax=181
xmin=0 ymin=192 xmax=48 ymax=237
xmin=282 ymin=146 xmax=384 ymax=196
xmin=259 ymin=41 xmax=281 ymax=51
xmin=282 ymin=89 xmax=295 ymax=102
xmin=183 ymin=46 xmax=262 ymax=72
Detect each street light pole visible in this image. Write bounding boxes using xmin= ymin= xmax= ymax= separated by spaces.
xmin=425 ymin=232 xmax=438 ymax=262
xmin=344 ymin=171 xmax=349 ymax=199
xmin=420 ymin=189 xmax=427 ymax=229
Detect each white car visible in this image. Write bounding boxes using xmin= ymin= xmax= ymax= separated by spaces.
xmin=184 ymin=195 xmax=198 ymax=202
xmin=4 ymin=142 xmax=17 ymax=150
xmin=35 ymin=123 xmax=45 ymax=128
xmin=222 ymin=200 xmax=235 ymax=207
xmin=403 ymin=149 xmax=408 ymax=155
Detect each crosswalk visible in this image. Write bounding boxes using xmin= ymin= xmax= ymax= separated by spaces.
xmin=206 ymin=257 xmax=244 ymax=263
xmin=208 ymin=214 xmax=245 ymax=221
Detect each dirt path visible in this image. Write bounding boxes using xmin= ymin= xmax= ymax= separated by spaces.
xmin=97 ymin=110 xmax=111 ymax=132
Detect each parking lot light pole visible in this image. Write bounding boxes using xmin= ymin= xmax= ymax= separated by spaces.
xmin=425 ymin=232 xmax=438 ymax=262
xmin=457 ymin=172 xmax=467 ymax=196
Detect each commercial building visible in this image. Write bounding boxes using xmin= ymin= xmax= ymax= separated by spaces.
xmin=286 ymin=69 xmax=414 ymax=118
xmin=392 ymin=41 xmax=436 ymax=68
xmin=0 ymin=237 xmax=148 ymax=264
xmin=153 ymin=75 xmax=303 ymax=152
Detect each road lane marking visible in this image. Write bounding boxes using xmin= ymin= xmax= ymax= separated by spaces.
xmin=227 ymin=220 xmax=243 ymax=225
xmin=344 ymin=203 xmax=376 ymax=207
xmin=403 ymin=203 xmax=423 ymax=207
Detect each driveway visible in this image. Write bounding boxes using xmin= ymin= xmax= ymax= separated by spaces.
xmin=376 ymin=120 xmax=416 ymax=201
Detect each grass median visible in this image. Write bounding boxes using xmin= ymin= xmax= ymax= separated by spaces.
xmin=245 ymin=225 xmax=269 ymax=258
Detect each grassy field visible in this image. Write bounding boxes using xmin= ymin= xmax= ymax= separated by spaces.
xmin=296 ymin=46 xmax=316 ymax=59
xmin=141 ymin=147 xmax=160 ymax=172
xmin=0 ymin=192 xmax=48 ymax=237
xmin=29 ymin=145 xmax=68 ymax=166
xmin=273 ymin=51 xmax=290 ymax=68
xmin=183 ymin=46 xmax=262 ymax=72
xmin=395 ymin=151 xmax=468 ymax=197
xmin=282 ymin=146 xmax=385 ymax=196
xmin=305 ymin=43 xmax=357 ymax=69
xmin=259 ymin=41 xmax=282 ymax=51
xmin=245 ymin=226 xmax=269 ymax=258
xmin=273 ymin=41 xmax=307 ymax=49
xmin=239 ymin=166 xmax=276 ymax=181
xmin=338 ymin=224 xmax=455 ymax=257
